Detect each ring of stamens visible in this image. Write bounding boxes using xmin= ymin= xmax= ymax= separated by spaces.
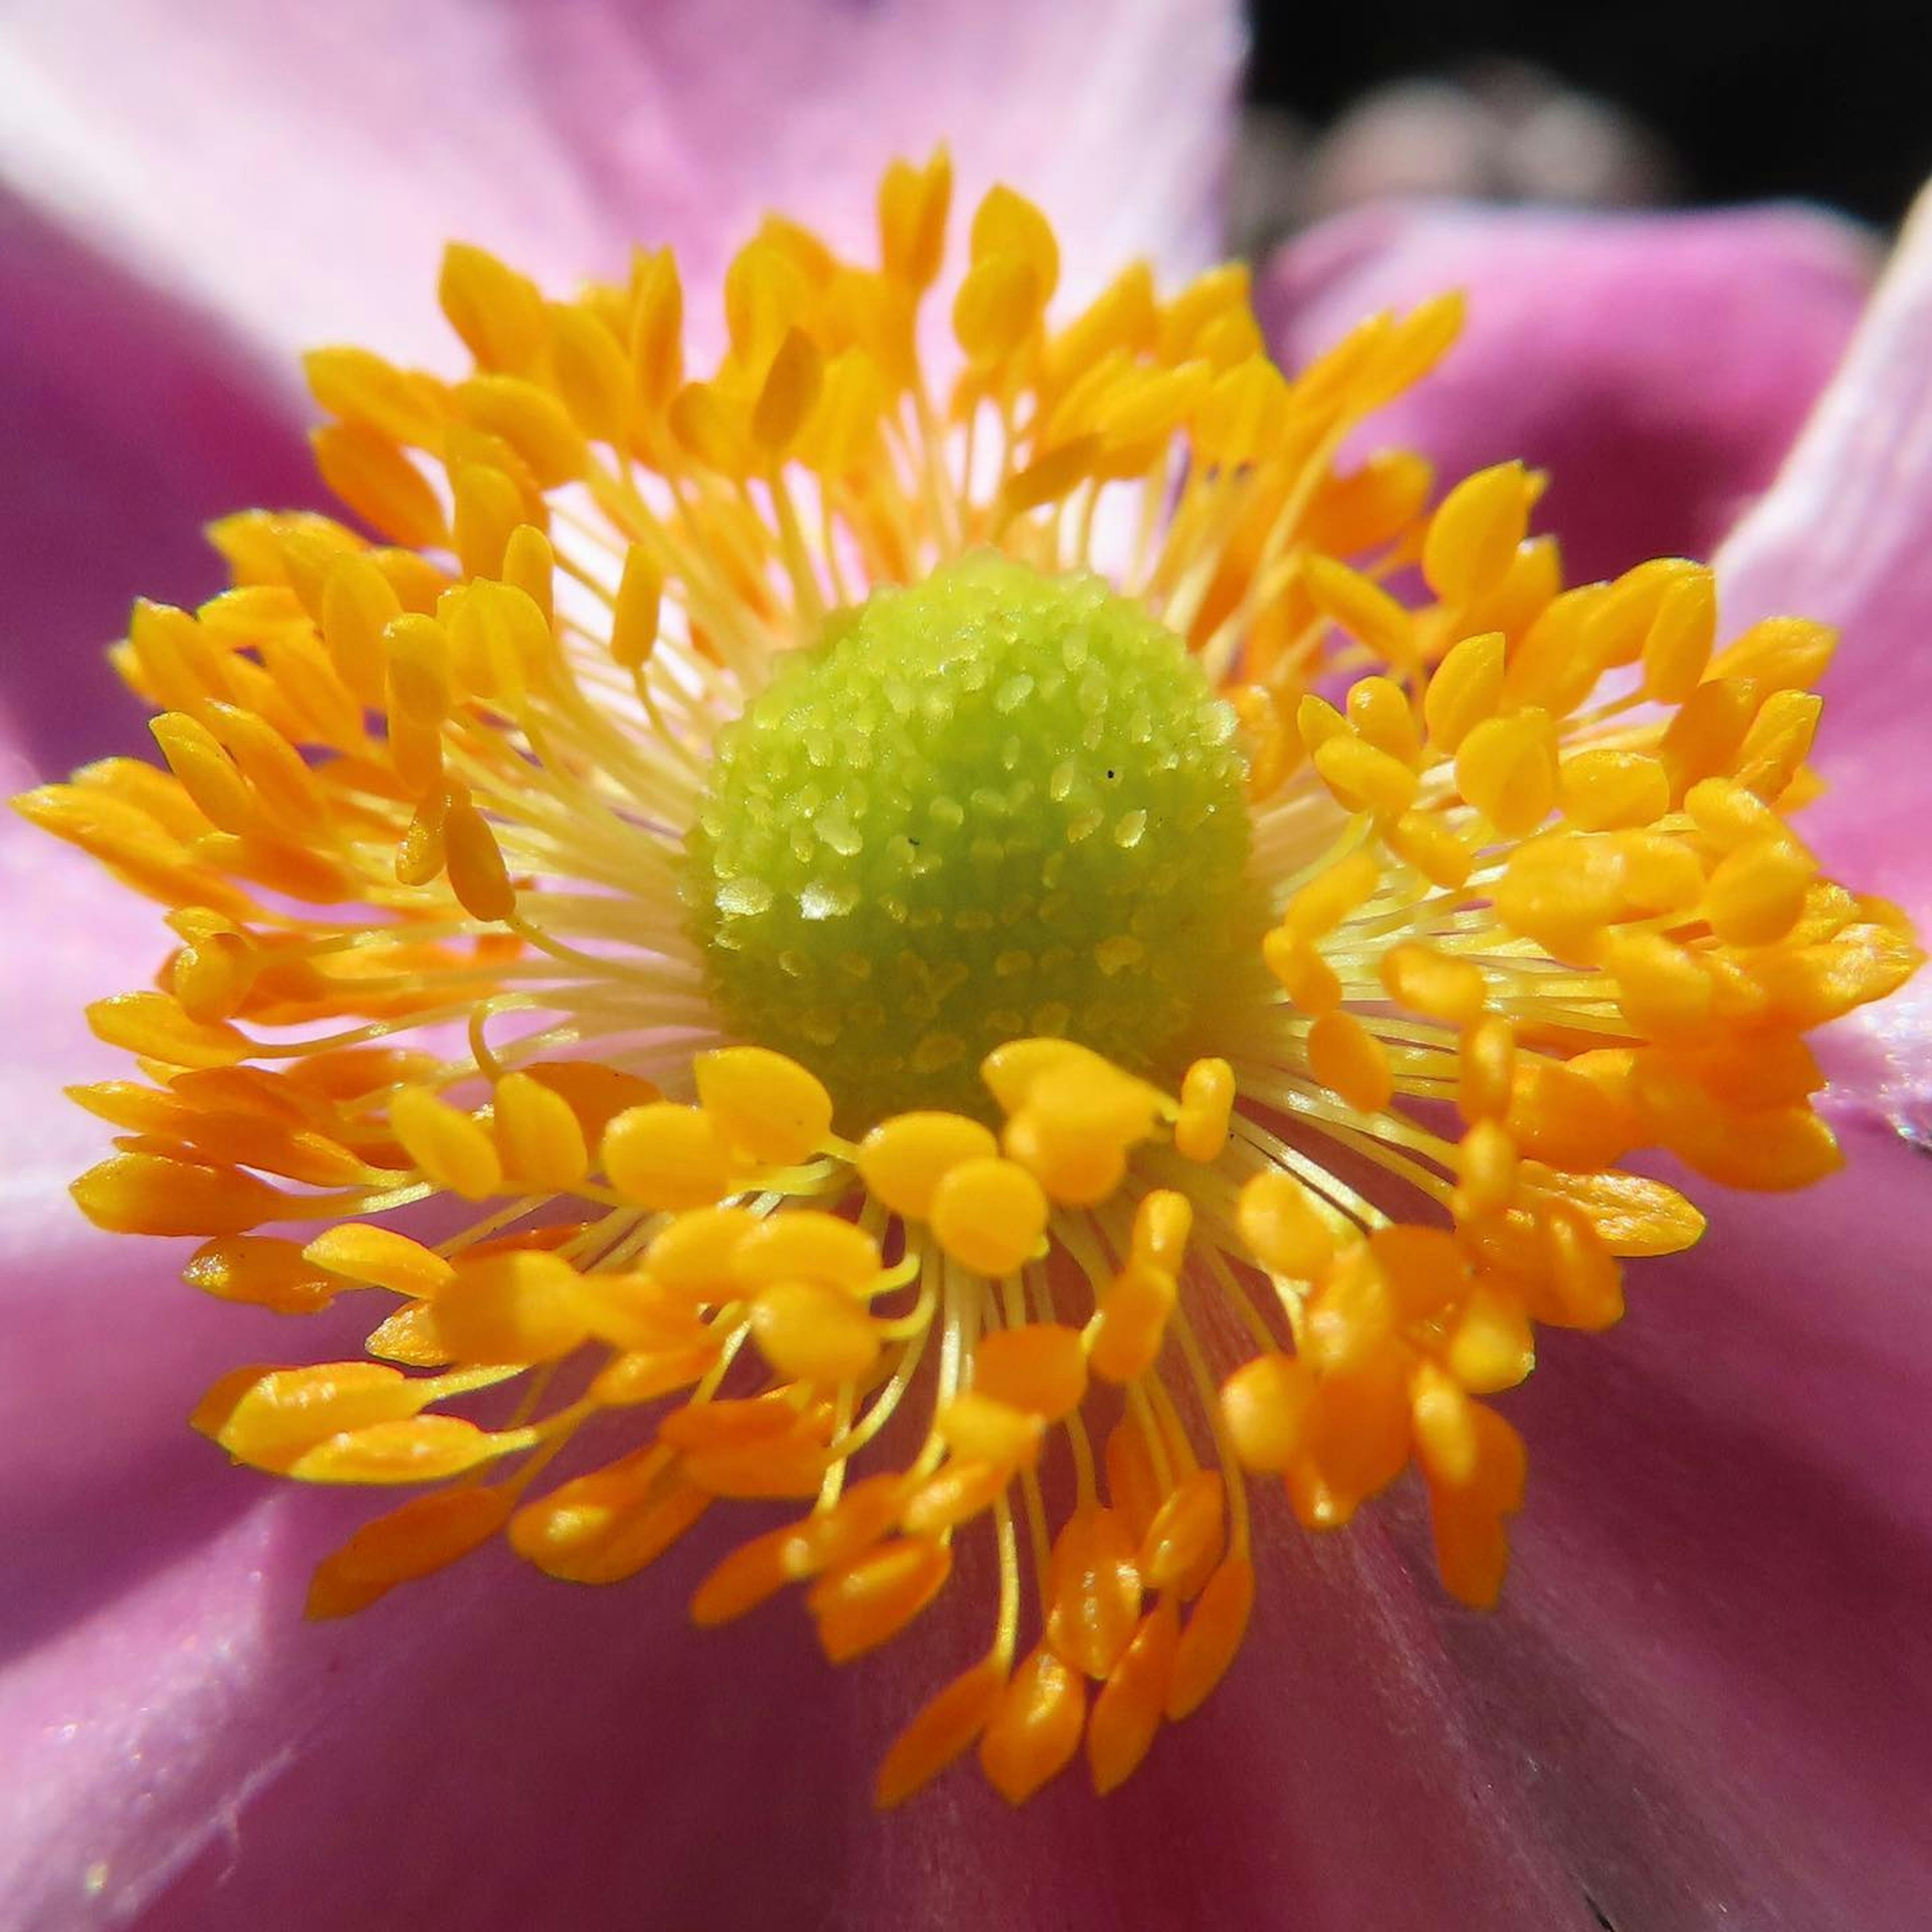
xmin=20 ymin=147 xmax=1918 ymax=1813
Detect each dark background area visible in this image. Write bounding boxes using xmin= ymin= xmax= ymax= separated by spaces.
xmin=1247 ymin=2 xmax=1929 ymax=225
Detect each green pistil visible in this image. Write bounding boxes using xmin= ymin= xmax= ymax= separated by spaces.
xmin=684 ymin=552 xmax=1261 ymax=1126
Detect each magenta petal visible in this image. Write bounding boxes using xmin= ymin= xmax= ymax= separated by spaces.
xmin=1428 ymin=1121 xmax=1932 ymax=1931
xmin=1 ymin=1498 xmax=1593 ymax=1931
xmin=1258 ymin=198 xmax=1876 ymax=582
xmin=0 ymin=192 xmax=320 ymax=778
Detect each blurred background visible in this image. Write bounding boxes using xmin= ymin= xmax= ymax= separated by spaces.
xmin=1235 ymin=0 xmax=1929 ymax=257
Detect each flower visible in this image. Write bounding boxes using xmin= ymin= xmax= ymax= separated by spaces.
xmin=0 ymin=8 xmax=1924 ymax=1924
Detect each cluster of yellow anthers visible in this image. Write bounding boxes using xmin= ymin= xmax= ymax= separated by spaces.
xmin=20 ymin=147 xmax=1918 ymax=1810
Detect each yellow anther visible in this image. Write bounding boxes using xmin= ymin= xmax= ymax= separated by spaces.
xmin=602 ymin=1102 xmax=734 ymax=1211
xmin=1194 ymin=357 xmax=1289 ymax=467
xmin=1088 ymin=1597 xmax=1179 ymax=1794
xmin=310 ymin=423 xmax=448 ymax=550
xmin=184 ymin=1235 xmax=339 ymax=1315
xmin=444 ymin=791 xmax=515 ymax=923
xmin=307 ymin=1488 xmax=511 ymax=1619
xmin=1705 ymin=838 xmax=1816 ymax=947
xmin=1425 ymin=461 xmax=1536 ymax=607
xmin=1422 ymin=629 xmax=1505 ymax=754
xmin=1559 ymin=747 xmax=1670 ymax=830
xmin=751 ymin=1279 xmax=881 ymax=1384
xmin=980 ymin=1647 xmax=1086 ymax=1805
xmin=936 ymin=1392 xmax=1046 ymax=1469
xmin=546 ymin=302 xmax=634 ymax=445
xmin=438 ymin=242 xmax=546 ymax=372
xmin=1445 ymin=1289 xmax=1536 ymax=1393
xmin=432 ymin=1249 xmax=591 ymax=1363
xmin=492 ymin=1071 xmax=589 ymax=1191
xmin=609 ymin=542 xmax=665 ymax=671
xmin=1682 ymin=775 xmax=1784 ymax=850
xmin=1087 ymin=1261 xmax=1177 ymax=1384
xmin=319 ymin=550 xmax=404 ymax=705
xmin=1456 ymin=708 xmax=1558 ymax=835
xmin=1001 ymin=1105 xmax=1129 ymax=1209
xmin=953 ymin=253 xmax=1041 ymax=367
xmin=901 ymin=1459 xmax=1009 ymax=1537
xmin=1380 ymin=943 xmax=1486 ymax=1023
xmin=390 ymin=1087 xmax=502 ymax=1199
xmin=878 ymin=147 xmax=952 ymax=293
xmin=1047 ymin=1506 xmax=1143 ymax=1680
xmin=1346 ymin=675 xmax=1423 ymax=766
xmin=669 ymin=381 xmax=754 ymax=477
xmin=301 ymin=1223 xmax=453 ymax=1298
xmin=730 ymin=1211 xmax=880 ymax=1294
xmin=151 ymin=712 xmax=256 ymax=834
xmin=304 ymin=346 xmax=448 ymax=449
xmin=693 ymin=1046 xmax=833 ymax=1166
xmin=1137 ymin=1470 xmax=1225 ymax=1595
xmin=970 ymin=185 xmax=1060 ymax=303
xmin=855 ymin=1111 xmax=999 ymax=1220
xmin=980 ymin=1037 xmax=1137 ymax=1115
xmin=973 ymin=1323 xmax=1088 ymax=1421
xmin=1313 ymin=732 xmax=1420 ymax=818
xmin=930 ymin=1156 xmax=1049 ymax=1276
xmin=875 ymin=1656 xmax=1008 ymax=1811
xmin=1237 ymin=1171 xmax=1335 ymax=1279
xmin=1305 ymin=1243 xmax=1396 ymax=1373
xmin=808 ymin=1538 xmax=951 ymax=1663
xmin=87 ymin=989 xmax=248 ymax=1070
xmin=1453 ymin=1117 xmax=1519 ymax=1220
xmin=450 ymin=461 xmax=526 ymax=580
xmin=1410 ymin=1361 xmax=1479 ymax=1488
xmin=456 ymin=375 xmax=586 ymax=490
xmin=1459 ymin=1015 xmax=1517 ymax=1121
xmin=1263 ymin=928 xmax=1342 ymax=1012
xmin=1131 ymin=1190 xmax=1192 ymax=1273
xmin=1307 ymin=1010 xmax=1393 ymax=1113
xmin=199 ymin=1361 xmax=433 ymax=1470
xmin=627 ymin=244 xmax=686 ymax=408
xmin=1167 ymin=1558 xmax=1255 ymax=1721
xmin=1301 ymin=554 xmax=1416 ymax=668
xmin=1639 ymin=568 xmax=1717 ymax=701
xmin=643 ymin=1205 xmax=762 ymax=1300
xmin=752 ymin=327 xmax=825 ymax=453
xmin=1709 ymin=614 xmax=1836 ymax=690
xmin=1659 ymin=677 xmax=1761 ymax=799
xmin=1385 ymin=809 xmax=1474 ymax=890
xmin=1220 ymin=1351 xmax=1315 ymax=1472
xmin=1603 ymin=929 xmax=1715 ymax=1037
xmin=1174 ymin=1058 xmax=1235 ymax=1162
xmin=1281 ymin=847 xmax=1382 ymax=940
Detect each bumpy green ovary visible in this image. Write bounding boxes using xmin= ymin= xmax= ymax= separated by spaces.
xmin=684 ymin=553 xmax=1262 ymax=1126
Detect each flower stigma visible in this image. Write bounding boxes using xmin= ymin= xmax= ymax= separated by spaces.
xmin=17 ymin=148 xmax=1920 ymax=1812
xmin=688 ymin=553 xmax=1261 ymax=1124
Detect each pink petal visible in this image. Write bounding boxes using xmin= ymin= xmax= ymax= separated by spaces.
xmin=1258 ymin=198 xmax=1876 ymax=582
xmin=0 ymin=0 xmax=1242 ymax=375
xmin=1434 ymin=1120 xmax=1932 ymax=1930
xmin=2 ymin=1492 xmax=1590 ymax=1931
xmin=0 ymin=190 xmax=319 ymax=780
xmin=1714 ymin=183 xmax=1932 ymax=1136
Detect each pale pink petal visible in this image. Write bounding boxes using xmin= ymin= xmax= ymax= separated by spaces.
xmin=1258 ymin=199 xmax=1876 ymax=581
xmin=0 ymin=0 xmax=1242 ymax=377
xmin=1714 ymin=183 xmax=1932 ymax=1137
xmin=0 ymin=191 xmax=320 ymax=779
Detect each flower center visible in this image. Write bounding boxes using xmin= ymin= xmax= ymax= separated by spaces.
xmin=684 ymin=553 xmax=1259 ymax=1124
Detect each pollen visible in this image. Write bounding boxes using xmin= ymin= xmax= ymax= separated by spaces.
xmin=19 ymin=145 xmax=1919 ymax=1817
